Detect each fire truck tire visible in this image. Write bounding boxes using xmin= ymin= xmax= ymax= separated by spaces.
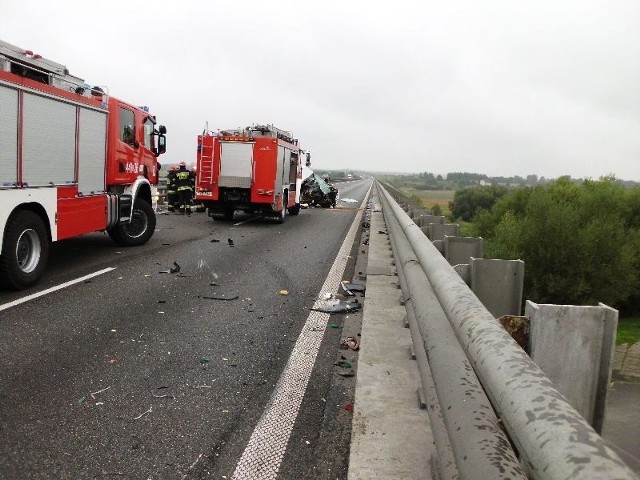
xmin=0 ymin=210 xmax=50 ymax=290
xmin=223 ymin=208 xmax=235 ymax=221
xmin=288 ymin=204 xmax=300 ymax=216
xmin=108 ymin=199 xmax=156 ymax=247
xmin=276 ymin=207 xmax=287 ymax=224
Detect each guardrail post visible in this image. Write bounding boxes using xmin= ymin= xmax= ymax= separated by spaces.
xmin=526 ymin=301 xmax=618 ymax=434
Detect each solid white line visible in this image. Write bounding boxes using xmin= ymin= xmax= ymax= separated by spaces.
xmin=232 ymin=184 xmax=372 ymax=480
xmin=0 ymin=267 xmax=116 ymax=312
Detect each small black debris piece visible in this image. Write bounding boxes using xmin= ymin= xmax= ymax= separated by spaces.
xmin=199 ymin=294 xmax=239 ymax=301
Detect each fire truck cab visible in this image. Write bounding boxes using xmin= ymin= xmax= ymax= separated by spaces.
xmin=195 ymin=124 xmax=305 ymax=223
xmin=0 ymin=39 xmax=167 ymax=290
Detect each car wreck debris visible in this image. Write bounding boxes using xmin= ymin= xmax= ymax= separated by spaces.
xmin=300 ymin=171 xmax=338 ymax=208
xmin=312 ymin=298 xmax=362 ymax=313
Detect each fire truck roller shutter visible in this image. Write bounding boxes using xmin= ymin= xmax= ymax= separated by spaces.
xmin=219 ymin=142 xmax=253 ymax=188
xmin=0 ymin=85 xmax=18 ymax=187
xmin=275 ymin=146 xmax=285 ymax=192
xmin=22 ymin=92 xmax=75 ymax=186
xmin=77 ymin=107 xmax=107 ymax=195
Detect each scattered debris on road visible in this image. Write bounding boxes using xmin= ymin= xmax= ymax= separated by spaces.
xmin=312 ymin=298 xmax=362 ymax=314
xmin=153 ymin=393 xmax=175 ymax=400
xmin=199 ymin=294 xmax=239 ymax=301
xmin=134 ymin=407 xmax=152 ymax=420
xmin=90 ymin=386 xmax=111 ymax=399
xmin=340 ymin=336 xmax=360 ymax=351
xmin=159 ymin=261 xmax=181 ymax=274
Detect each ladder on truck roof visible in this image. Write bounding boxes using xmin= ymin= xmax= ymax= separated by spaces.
xmin=0 ymin=39 xmax=104 ymax=98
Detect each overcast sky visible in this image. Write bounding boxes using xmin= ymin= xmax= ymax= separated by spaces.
xmin=2 ymin=1 xmax=639 ymax=180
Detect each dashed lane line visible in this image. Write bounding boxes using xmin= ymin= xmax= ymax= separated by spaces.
xmin=232 ymin=185 xmax=371 ymax=480
xmin=0 ymin=267 xmax=116 ymax=312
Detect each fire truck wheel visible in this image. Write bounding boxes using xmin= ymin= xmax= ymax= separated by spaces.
xmin=276 ymin=207 xmax=287 ymax=224
xmin=288 ymin=204 xmax=300 ymax=216
xmin=0 ymin=210 xmax=50 ymax=290
xmin=108 ymin=199 xmax=156 ymax=246
xmin=223 ymin=208 xmax=235 ymax=221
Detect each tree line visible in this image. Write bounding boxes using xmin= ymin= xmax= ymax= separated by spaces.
xmin=385 ymin=171 xmax=639 ymax=191
xmin=450 ymin=177 xmax=640 ymax=314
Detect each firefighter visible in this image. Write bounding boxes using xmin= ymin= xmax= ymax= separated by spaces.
xmin=166 ymin=166 xmax=178 ymax=211
xmin=175 ymin=161 xmax=195 ymax=214
xmin=328 ymin=184 xmax=338 ymax=208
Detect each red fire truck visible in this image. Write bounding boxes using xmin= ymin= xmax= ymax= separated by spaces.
xmin=0 ymin=40 xmax=167 ymax=290
xmin=195 ymin=124 xmax=309 ymax=222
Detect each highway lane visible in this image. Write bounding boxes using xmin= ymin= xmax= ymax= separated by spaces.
xmin=0 ymin=179 xmax=372 ymax=479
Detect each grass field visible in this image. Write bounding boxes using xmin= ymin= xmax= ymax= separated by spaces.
xmin=618 ymin=317 xmax=640 ymax=345
xmin=400 ymin=188 xmax=455 ymax=216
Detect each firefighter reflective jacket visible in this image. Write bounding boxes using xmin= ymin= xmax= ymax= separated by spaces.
xmin=175 ymin=167 xmax=194 ymax=191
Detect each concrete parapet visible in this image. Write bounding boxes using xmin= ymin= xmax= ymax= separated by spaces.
xmin=429 ymin=223 xmax=459 ymax=242
xmin=416 ymin=214 xmax=445 ymax=228
xmin=444 ymin=236 xmax=484 ymax=266
xmin=526 ymin=301 xmax=618 ymax=434
xmin=469 ymin=258 xmax=524 ymax=317
xmin=453 ymin=263 xmax=469 ymax=284
xmin=432 ymin=239 xmax=444 ymax=254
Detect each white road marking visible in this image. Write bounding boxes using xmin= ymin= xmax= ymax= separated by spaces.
xmin=232 ymin=185 xmax=371 ymax=480
xmin=234 ymin=215 xmax=263 ymax=226
xmin=0 ymin=267 xmax=116 ymax=312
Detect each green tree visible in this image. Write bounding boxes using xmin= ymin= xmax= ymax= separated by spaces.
xmin=478 ymin=178 xmax=639 ymax=309
xmin=450 ymin=185 xmax=509 ymax=222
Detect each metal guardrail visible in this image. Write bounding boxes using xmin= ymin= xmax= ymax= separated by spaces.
xmin=376 ymin=182 xmax=637 ymax=480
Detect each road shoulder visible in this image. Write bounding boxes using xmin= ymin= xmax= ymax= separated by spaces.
xmin=348 ymin=195 xmax=434 ymax=479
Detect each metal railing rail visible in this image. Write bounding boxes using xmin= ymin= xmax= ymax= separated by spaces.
xmin=377 ymin=182 xmax=637 ymax=480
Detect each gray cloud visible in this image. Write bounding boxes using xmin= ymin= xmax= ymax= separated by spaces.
xmin=2 ymin=0 xmax=639 ymax=180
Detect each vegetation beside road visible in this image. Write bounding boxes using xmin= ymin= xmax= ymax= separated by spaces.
xmin=618 ymin=317 xmax=640 ymax=345
xmin=384 ymin=173 xmax=640 ymax=317
xmin=401 ymin=188 xmax=454 ymax=217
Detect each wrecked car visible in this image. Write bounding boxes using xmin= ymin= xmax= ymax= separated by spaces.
xmin=300 ymin=171 xmax=338 ymax=208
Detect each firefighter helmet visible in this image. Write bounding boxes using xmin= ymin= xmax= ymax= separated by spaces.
xmin=179 ymin=161 xmax=186 ymax=168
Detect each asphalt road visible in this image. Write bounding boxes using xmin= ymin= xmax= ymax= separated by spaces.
xmin=0 ymin=179 xmax=372 ymax=479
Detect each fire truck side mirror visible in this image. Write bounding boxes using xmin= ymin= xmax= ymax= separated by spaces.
xmin=159 ymin=125 xmax=167 ymax=135
xmin=306 ymin=152 xmax=311 ymax=166
xmin=155 ymin=135 xmax=167 ymax=156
